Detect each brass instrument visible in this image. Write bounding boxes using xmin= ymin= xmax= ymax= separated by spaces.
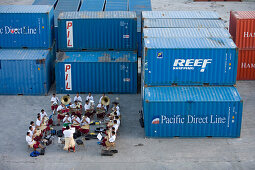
xmin=61 ymin=95 xmax=71 ymax=105
xmin=101 ymin=96 xmax=110 ymax=106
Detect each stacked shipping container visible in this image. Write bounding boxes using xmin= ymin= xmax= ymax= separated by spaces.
xmin=141 ymin=11 xmax=243 ymax=138
xmin=0 ymin=5 xmax=55 ymax=95
xmin=56 ymin=11 xmax=138 ymax=93
xmin=229 ymin=11 xmax=255 ymax=80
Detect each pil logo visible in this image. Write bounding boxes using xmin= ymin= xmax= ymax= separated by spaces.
xmin=152 ymin=117 xmax=160 ymax=124
xmin=157 ymin=52 xmax=163 ymax=59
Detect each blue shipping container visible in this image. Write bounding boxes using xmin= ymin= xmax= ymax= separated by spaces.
xmin=0 ymin=5 xmax=54 ymax=49
xmin=143 ymin=19 xmax=226 ymax=28
xmin=129 ymin=0 xmax=152 ymax=12
xmin=142 ymin=38 xmax=238 ymax=86
xmin=142 ymin=11 xmax=221 ymax=19
xmin=105 ymin=0 xmax=128 ymax=11
xmin=0 ymin=48 xmax=55 ymax=95
xmin=33 ymin=0 xmax=58 ymax=9
xmin=143 ymin=28 xmax=231 ymax=38
xmin=79 ymin=0 xmax=105 ymax=11
xmin=143 ymin=86 xmax=243 ymax=138
xmin=54 ymin=0 xmax=81 ymax=26
xmin=58 ymin=11 xmax=137 ymax=51
xmin=55 ymin=51 xmax=137 ymax=94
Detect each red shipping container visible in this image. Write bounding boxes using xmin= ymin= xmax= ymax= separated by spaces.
xmin=229 ymin=11 xmax=255 ymax=48
xmin=237 ymin=49 xmax=255 ymax=80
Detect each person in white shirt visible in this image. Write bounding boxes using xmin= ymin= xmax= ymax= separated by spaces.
xmin=114 ymin=116 xmax=120 ymax=126
xmin=26 ymin=132 xmax=44 ymax=150
xmin=86 ymin=92 xmax=94 ymax=101
xmin=104 ymin=131 xmax=116 ymax=150
xmin=29 ymin=125 xmax=42 ymax=141
xmin=57 ymin=104 xmax=69 ymax=126
xmin=71 ymin=115 xmax=81 ymax=129
xmin=97 ymin=103 xmax=106 ymax=111
xmin=63 ymin=126 xmax=75 ymax=152
xmin=35 ymin=115 xmax=42 ymax=128
xmin=40 ymin=109 xmax=48 ymax=119
xmin=112 ymin=120 xmax=119 ymax=132
xmin=36 ymin=115 xmax=50 ymax=134
xmin=84 ymin=100 xmax=95 ymax=118
xmin=63 ymin=114 xmax=72 ymax=124
xmin=99 ymin=93 xmax=105 ymax=104
xmin=74 ymin=93 xmax=82 ymax=104
xmin=79 ymin=115 xmax=90 ymax=134
xmin=51 ymin=93 xmax=59 ymax=113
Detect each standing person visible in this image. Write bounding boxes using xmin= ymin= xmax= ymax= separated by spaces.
xmin=86 ymin=92 xmax=94 ymax=102
xmin=63 ymin=126 xmax=75 ymax=152
xmin=51 ymin=94 xmax=59 ymax=114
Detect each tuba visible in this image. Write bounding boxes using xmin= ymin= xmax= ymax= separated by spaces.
xmin=101 ymin=96 xmax=110 ymax=106
xmin=61 ymin=95 xmax=71 ymax=105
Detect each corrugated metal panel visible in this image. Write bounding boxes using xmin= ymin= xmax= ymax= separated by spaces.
xmin=54 ymin=0 xmax=81 ymax=26
xmin=237 ymin=49 xmax=255 ymax=80
xmin=129 ymin=0 xmax=152 ymax=11
xmin=142 ymin=11 xmax=221 ymax=19
xmin=143 ymin=86 xmax=243 ymax=138
xmin=143 ymin=19 xmax=226 ymax=28
xmin=79 ymin=0 xmax=105 ymax=11
xmin=229 ymin=11 xmax=255 ymax=48
xmin=143 ymin=28 xmax=231 ymax=38
xmin=0 ymin=49 xmax=55 ymax=95
xmin=33 ymin=0 xmax=58 ymax=8
xmin=0 ymin=5 xmax=54 ymax=49
xmin=58 ymin=11 xmax=137 ymax=51
xmin=55 ymin=51 xmax=137 ymax=93
xmin=105 ymin=0 xmax=128 ymax=11
xmin=143 ymin=38 xmax=237 ymax=86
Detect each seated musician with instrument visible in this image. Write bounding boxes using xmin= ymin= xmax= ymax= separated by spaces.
xmin=28 ymin=126 xmax=41 ymax=141
xmin=102 ymin=131 xmax=116 ymax=150
xmin=70 ymin=101 xmax=82 ymax=118
xmin=71 ymin=114 xmax=81 ymax=129
xmin=63 ymin=126 xmax=75 ymax=152
xmin=57 ymin=103 xmax=69 ymax=126
xmin=40 ymin=109 xmax=53 ymax=126
xmin=62 ymin=114 xmax=72 ymax=131
xmin=84 ymin=100 xmax=95 ymax=118
xmin=26 ymin=131 xmax=45 ymax=151
xmin=36 ymin=115 xmax=50 ymax=135
xmin=74 ymin=93 xmax=82 ymax=106
xmin=96 ymin=103 xmax=106 ymax=119
xmin=50 ymin=93 xmax=59 ymax=114
xmin=86 ymin=92 xmax=94 ymax=102
xmin=79 ymin=115 xmax=90 ymax=134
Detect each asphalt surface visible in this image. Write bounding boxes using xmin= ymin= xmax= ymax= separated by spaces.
xmin=0 ymin=0 xmax=255 ymax=170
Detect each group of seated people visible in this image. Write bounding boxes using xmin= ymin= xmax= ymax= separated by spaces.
xmin=26 ymin=109 xmax=53 ymax=151
xmin=101 ymin=103 xmax=121 ymax=150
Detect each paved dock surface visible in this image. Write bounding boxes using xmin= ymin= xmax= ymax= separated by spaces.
xmin=0 ymin=0 xmax=255 ymax=169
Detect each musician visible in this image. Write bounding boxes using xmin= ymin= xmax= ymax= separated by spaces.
xmin=57 ymin=103 xmax=69 ymax=126
xmin=114 ymin=116 xmax=120 ymax=126
xmin=63 ymin=114 xmax=72 ymax=123
xmin=63 ymin=126 xmax=75 ymax=152
xmin=99 ymin=93 xmax=105 ymax=104
xmin=74 ymin=93 xmax=82 ymax=105
xmin=84 ymin=100 xmax=95 ymax=118
xmin=104 ymin=131 xmax=116 ymax=150
xmin=86 ymin=92 xmax=94 ymax=102
xmin=40 ymin=109 xmax=53 ymax=126
xmin=29 ymin=126 xmax=41 ymax=141
xmin=30 ymin=121 xmax=35 ymax=130
xmin=79 ymin=115 xmax=90 ymax=134
xmin=112 ymin=120 xmax=119 ymax=132
xmin=51 ymin=93 xmax=59 ymax=113
xmin=112 ymin=102 xmax=120 ymax=112
xmin=70 ymin=101 xmax=82 ymax=118
xmin=71 ymin=115 xmax=81 ymax=130
xmin=36 ymin=115 xmax=50 ymax=134
xmin=26 ymin=132 xmax=45 ymax=151
xmin=40 ymin=109 xmax=47 ymax=119
xmin=97 ymin=103 xmax=106 ymax=111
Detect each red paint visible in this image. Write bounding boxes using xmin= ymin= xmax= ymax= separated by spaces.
xmin=237 ymin=49 xmax=255 ymax=80
xmin=229 ymin=11 xmax=255 ymax=48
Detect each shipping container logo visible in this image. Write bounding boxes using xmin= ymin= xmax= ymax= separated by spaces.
xmin=123 ymin=35 xmax=130 ymax=39
xmin=0 ymin=26 xmax=37 ymax=35
xmin=65 ymin=64 xmax=72 ymax=90
xmin=241 ymin=62 xmax=255 ymax=69
xmin=244 ymin=32 xmax=255 ymax=38
xmin=152 ymin=117 xmax=160 ymax=124
xmin=66 ymin=21 xmax=73 ymax=48
xmin=173 ymin=59 xmax=212 ymax=72
xmin=157 ymin=52 xmax=163 ymax=59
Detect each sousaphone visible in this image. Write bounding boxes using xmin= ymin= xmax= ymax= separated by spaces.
xmin=61 ymin=95 xmax=71 ymax=105
xmin=101 ymin=96 xmax=110 ymax=106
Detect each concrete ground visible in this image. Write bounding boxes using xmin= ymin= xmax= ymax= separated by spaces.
xmin=0 ymin=0 xmax=255 ymax=170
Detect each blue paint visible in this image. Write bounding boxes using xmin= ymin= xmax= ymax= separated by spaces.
xmin=79 ymin=0 xmax=105 ymax=11
xmin=0 ymin=5 xmax=54 ymax=49
xmin=33 ymin=0 xmax=58 ymax=8
xmin=55 ymin=51 xmax=137 ymax=94
xmin=58 ymin=11 xmax=137 ymax=51
xmin=143 ymin=37 xmax=238 ymax=86
xmin=143 ymin=86 xmax=243 ymax=137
